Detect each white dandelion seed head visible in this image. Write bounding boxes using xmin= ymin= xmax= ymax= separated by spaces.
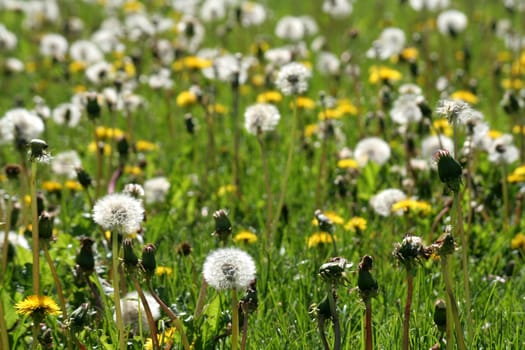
xmin=52 ymin=103 xmax=82 ymax=127
xmin=39 ymin=33 xmax=68 ymax=60
xmin=322 ymin=0 xmax=353 ymax=18
xmin=275 ymin=62 xmax=311 ymax=96
xmin=390 ymin=94 xmax=423 ymax=125
xmin=51 ymin=150 xmax=82 ymax=179
xmin=70 ymin=40 xmax=104 ymax=64
xmin=0 ymin=231 xmax=30 ymax=251
xmin=421 ymin=135 xmax=454 ymax=160
xmin=437 ymin=9 xmax=468 ymax=36
xmin=92 ymin=193 xmax=144 ymax=235
xmin=239 ymin=1 xmax=267 ymax=27
xmin=200 ymin=0 xmax=227 ymax=22
xmin=0 ymin=108 xmax=45 ymax=145
xmin=409 ymin=0 xmax=449 ymax=11
xmin=244 ymin=103 xmax=281 ymax=135
xmin=370 ymin=188 xmax=407 ymax=217
xmin=316 ymin=51 xmax=340 ymax=76
xmin=0 ymin=24 xmax=17 ymax=50
xmin=354 ymin=137 xmax=391 ymax=167
xmin=435 ymin=99 xmax=472 ymax=124
xmin=488 ymin=134 xmax=519 ymax=164
xmin=123 ymin=183 xmax=145 ymax=199
xmin=203 ymin=248 xmax=256 ymax=290
xmin=144 ymin=177 xmax=171 ymax=204
xmin=366 ymin=27 xmax=406 ymax=60
xmin=117 ymin=291 xmax=160 ymax=334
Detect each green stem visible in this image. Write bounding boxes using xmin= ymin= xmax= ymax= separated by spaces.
xmin=194 ymin=279 xmax=207 ymax=320
xmin=240 ymin=304 xmax=248 ymax=350
xmin=441 ymin=256 xmax=467 ymax=350
xmin=232 ymin=289 xmax=239 ymax=350
xmin=32 ymin=323 xmax=38 ymax=350
xmin=0 ymin=294 xmax=9 ymax=350
xmin=501 ymin=165 xmax=509 ymax=231
xmin=318 ymin=316 xmax=330 ymax=350
xmin=402 ymin=272 xmax=413 ymax=350
xmin=43 ymin=245 xmax=73 ymax=350
xmin=327 ymin=288 xmax=341 ymax=350
xmin=453 ymin=191 xmax=472 ymax=343
xmin=232 ymin=79 xmax=241 ymax=198
xmin=146 ymin=281 xmax=191 ymax=350
xmin=1 ymin=196 xmax=12 ymax=277
xmin=112 ymin=234 xmax=126 ymax=350
xmin=30 ymin=161 xmax=40 ymax=296
xmin=257 ymin=133 xmax=273 ymax=244
xmin=271 ymin=96 xmax=299 ymax=239
xmin=131 ymin=278 xmax=159 ymax=350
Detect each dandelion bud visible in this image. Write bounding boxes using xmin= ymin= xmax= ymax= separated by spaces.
xmin=4 ymin=164 xmax=22 ymax=180
xmin=212 ymin=209 xmax=232 ymax=243
xmin=86 ymin=93 xmax=101 ymax=120
xmin=76 ymin=237 xmax=95 ymax=273
xmin=357 ymin=255 xmax=379 ymax=301
xmin=29 ymin=139 xmax=49 ymax=161
xmin=38 ymin=211 xmax=54 ymax=241
xmin=393 ymin=235 xmax=430 ymax=271
xmin=141 ymin=243 xmax=156 ymax=277
xmin=434 ymin=149 xmax=462 ymax=192
xmin=122 ymin=238 xmax=139 ymax=268
xmin=433 ymin=299 xmax=447 ymax=332
xmin=176 ymin=241 xmax=193 ymax=256
xmin=76 ymin=168 xmax=92 ymax=189
xmin=116 ymin=136 xmax=129 ymax=159
xmin=501 ymin=90 xmax=520 ymax=115
xmin=69 ymin=303 xmax=91 ymax=333
xmin=184 ymin=113 xmax=195 ymax=134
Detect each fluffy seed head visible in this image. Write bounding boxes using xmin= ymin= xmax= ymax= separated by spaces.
xmin=203 ymin=248 xmax=256 ymax=290
xmin=92 ymin=193 xmax=144 ymax=235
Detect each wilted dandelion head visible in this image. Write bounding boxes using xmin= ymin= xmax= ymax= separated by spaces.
xmin=393 ymin=235 xmax=430 ymax=269
xmin=275 ymin=62 xmax=311 ymax=96
xmin=118 ymin=291 xmax=160 ymax=334
xmin=202 ymin=248 xmax=256 ymax=290
xmin=92 ymin=193 xmax=144 ymax=235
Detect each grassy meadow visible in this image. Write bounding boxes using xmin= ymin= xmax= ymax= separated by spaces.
xmin=1 ymin=0 xmax=525 ymax=349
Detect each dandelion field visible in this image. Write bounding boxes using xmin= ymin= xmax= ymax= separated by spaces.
xmin=1 ymin=0 xmax=525 ymax=349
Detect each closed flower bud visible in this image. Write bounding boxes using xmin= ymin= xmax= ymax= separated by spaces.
xmin=141 ymin=243 xmax=156 ymax=277
xmin=212 ymin=209 xmax=232 ymax=243
xmin=319 ymin=257 xmax=349 ymax=286
xmin=4 ymin=164 xmax=22 ymax=180
xmin=29 ymin=139 xmax=50 ymax=162
xmin=433 ymin=299 xmax=446 ymax=332
xmin=116 ymin=136 xmax=129 ymax=159
xmin=176 ymin=241 xmax=193 ymax=256
xmin=122 ymin=238 xmax=139 ymax=268
xmin=38 ymin=211 xmax=54 ymax=241
xmin=314 ymin=209 xmax=333 ymax=234
xmin=434 ymin=149 xmax=462 ymax=192
xmin=86 ymin=93 xmax=101 ymax=120
xmin=76 ymin=168 xmax=92 ymax=189
xmin=69 ymin=303 xmax=91 ymax=333
xmin=76 ymin=237 xmax=95 ymax=273
xmin=357 ymin=255 xmax=379 ymax=301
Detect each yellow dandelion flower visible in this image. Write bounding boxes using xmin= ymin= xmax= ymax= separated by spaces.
xmin=25 ymin=61 xmax=36 ymax=73
xmin=42 ymin=181 xmax=63 ymax=192
xmin=88 ymin=142 xmax=111 ymax=155
xmin=0 ymin=174 xmax=6 ymax=182
xmin=511 ymin=233 xmax=525 ymax=251
xmin=312 ymin=211 xmax=344 ymax=226
xmin=369 ymin=66 xmax=402 ymax=84
xmin=337 ymin=158 xmax=359 ymax=169
xmin=512 ymin=125 xmax=525 ymax=135
xmin=401 ymin=47 xmax=419 ymax=61
xmin=251 ymin=74 xmax=265 ymax=87
xmin=336 ymin=99 xmax=358 ymax=116
xmin=172 ymin=56 xmax=212 ymax=71
xmin=304 ymin=123 xmax=318 ymax=138
xmin=124 ymin=165 xmax=142 ymax=176
xmin=344 ymin=216 xmax=367 ymax=232
xmin=257 ymin=91 xmax=283 ymax=104
xmin=217 ymin=184 xmax=237 ymax=197
xmin=15 ymin=295 xmax=61 ymax=317
xmin=318 ymin=108 xmax=342 ymax=120
xmin=24 ymin=195 xmax=31 ymax=207
xmin=155 ymin=266 xmax=173 ymax=277
xmin=250 ymin=41 xmax=269 ymax=56
xmin=65 ymin=180 xmax=83 ymax=191
xmin=307 ymin=232 xmax=335 ymax=248
xmin=145 ymin=327 xmax=177 ymax=350
xmin=392 ymin=199 xmax=432 ymax=215
xmin=69 ymin=60 xmax=86 ymax=74
xmin=508 ymin=165 xmax=525 ymax=183
xmin=497 ymin=51 xmax=512 ymax=62
xmin=294 ymin=96 xmax=316 ymax=110
xmin=209 ymin=103 xmax=227 ymax=115
xmin=233 ymin=230 xmax=258 ymax=244
xmin=123 ymin=0 xmax=144 ymax=12
xmin=488 ymin=130 xmax=502 ymax=139
xmin=451 ymin=90 xmax=478 ymax=105
xmin=73 ymin=85 xmax=87 ymax=93
xmin=176 ymin=91 xmax=198 ymax=107
xmin=501 ymin=79 xmax=523 ymax=90
xmin=432 ymin=118 xmax=453 ymax=136
xmin=136 ymin=140 xmax=157 ymax=152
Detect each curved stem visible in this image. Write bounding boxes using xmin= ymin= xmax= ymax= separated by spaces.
xmin=193 ymin=279 xmax=208 ymax=320
xmin=43 ymin=245 xmax=73 ymax=350
xmin=146 ymin=281 xmax=191 ymax=350
xmin=402 ymin=272 xmax=413 ymax=350
xmin=131 ymin=278 xmax=159 ymax=350
xmin=111 ymin=234 xmax=126 ymax=350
